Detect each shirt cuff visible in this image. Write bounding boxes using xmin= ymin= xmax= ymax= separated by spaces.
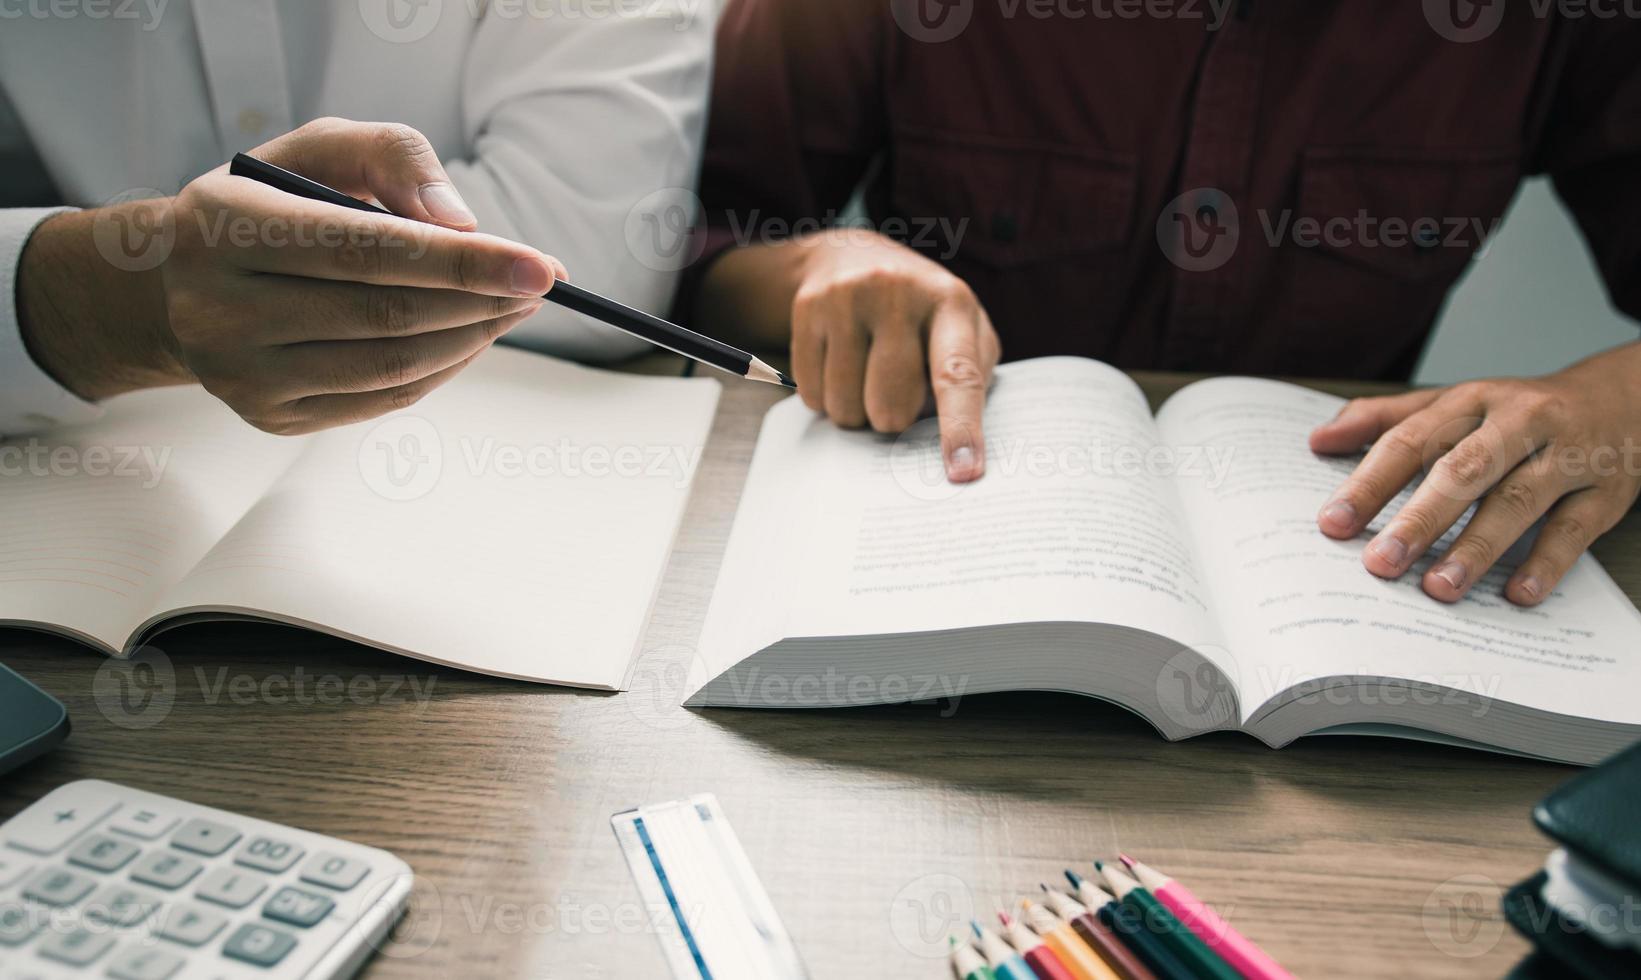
xmin=0 ymin=207 xmax=103 ymax=437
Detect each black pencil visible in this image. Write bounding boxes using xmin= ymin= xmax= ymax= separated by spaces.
xmin=228 ymin=153 xmax=794 ymax=388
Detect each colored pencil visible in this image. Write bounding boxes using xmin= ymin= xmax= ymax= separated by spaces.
xmin=1023 ymin=898 xmax=1124 ymax=980
xmin=1097 ymin=862 xmax=1242 ymax=980
xmin=952 ymin=935 xmax=998 ymax=980
xmin=1065 ymin=871 xmax=1197 ymax=980
xmin=1120 ymin=856 xmax=1295 ymax=980
xmin=1000 ymin=909 xmax=1078 ymax=980
xmin=1040 ymin=885 xmax=1160 ymax=980
xmin=974 ymin=921 xmax=1042 ymax=980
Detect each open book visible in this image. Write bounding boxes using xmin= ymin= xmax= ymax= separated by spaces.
xmin=687 ymin=357 xmax=1641 ymax=765
xmin=0 ymin=347 xmax=719 ymax=689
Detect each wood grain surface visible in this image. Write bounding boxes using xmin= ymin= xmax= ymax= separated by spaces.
xmin=1 ymin=363 xmax=1635 ymax=979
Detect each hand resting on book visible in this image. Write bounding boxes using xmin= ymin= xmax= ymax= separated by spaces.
xmin=1311 ymin=342 xmax=1641 ymax=608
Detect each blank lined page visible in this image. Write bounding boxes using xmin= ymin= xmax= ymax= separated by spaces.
xmin=0 ymin=388 xmax=305 ymax=651
xmin=152 ymin=347 xmax=721 ymax=689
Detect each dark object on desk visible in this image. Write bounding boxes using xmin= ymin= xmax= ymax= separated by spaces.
xmin=1502 ymin=740 xmax=1641 ymax=978
xmin=0 ymin=662 xmax=69 ymax=776
xmin=227 ymin=153 xmax=795 ymax=389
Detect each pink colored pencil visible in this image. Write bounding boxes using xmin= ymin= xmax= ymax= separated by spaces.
xmin=1119 ymin=855 xmax=1296 ymax=980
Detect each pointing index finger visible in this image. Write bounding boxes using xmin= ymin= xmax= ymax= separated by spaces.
xmin=927 ymin=300 xmax=993 ymax=483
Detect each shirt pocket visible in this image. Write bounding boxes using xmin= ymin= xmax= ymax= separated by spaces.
xmin=1293 ymin=145 xmax=1522 ymax=280
xmin=888 ymin=126 xmax=1138 ymax=268
xmin=1277 ymin=145 xmax=1524 ymax=375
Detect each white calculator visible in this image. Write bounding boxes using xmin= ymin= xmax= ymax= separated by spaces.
xmin=0 ymin=781 xmax=412 ymax=979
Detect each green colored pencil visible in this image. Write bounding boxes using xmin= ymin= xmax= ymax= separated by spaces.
xmin=1097 ymin=861 xmax=1242 ymax=980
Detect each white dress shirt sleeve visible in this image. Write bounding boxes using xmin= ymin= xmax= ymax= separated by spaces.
xmin=0 ymin=207 xmax=103 ymax=438
xmin=445 ymin=1 xmax=716 ymax=362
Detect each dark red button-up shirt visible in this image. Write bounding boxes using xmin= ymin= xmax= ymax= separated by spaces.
xmin=687 ymin=0 xmax=1641 ymax=380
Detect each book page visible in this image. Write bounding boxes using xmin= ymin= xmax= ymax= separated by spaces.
xmin=691 ymin=357 xmax=1225 ymax=691
xmin=0 ymin=388 xmax=304 ymax=652
xmin=1157 ymin=378 xmax=1641 ymax=725
xmin=149 ymin=347 xmax=720 ymax=689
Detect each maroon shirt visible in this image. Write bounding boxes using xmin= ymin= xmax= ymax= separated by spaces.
xmin=686 ymin=0 xmax=1641 ymax=379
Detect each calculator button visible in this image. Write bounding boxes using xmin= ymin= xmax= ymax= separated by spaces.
xmin=66 ymin=834 xmax=139 ymax=873
xmin=0 ymin=899 xmax=41 ymax=945
xmin=221 ymin=923 xmax=296 ymax=968
xmin=262 ymin=885 xmax=334 ymax=928
xmin=21 ymin=867 xmax=95 ymax=907
xmin=169 ymin=819 xmax=240 ymax=857
xmin=130 ymin=852 xmax=202 ymax=891
xmin=107 ymin=806 xmax=178 ymax=841
xmin=36 ymin=926 xmax=115 ymax=966
xmin=106 ymin=945 xmax=185 ymax=980
xmin=234 ymin=836 xmax=304 ymax=874
xmin=5 ymin=789 xmax=118 ymax=855
xmin=196 ymin=867 xmax=267 ymax=909
xmin=299 ymin=852 xmax=370 ymax=891
xmin=154 ymin=902 xmax=226 ymax=947
xmin=85 ymin=883 xmax=159 ymax=927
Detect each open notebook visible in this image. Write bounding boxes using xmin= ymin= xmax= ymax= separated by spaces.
xmin=687 ymin=357 xmax=1641 ymax=765
xmin=0 ymin=347 xmax=720 ymax=689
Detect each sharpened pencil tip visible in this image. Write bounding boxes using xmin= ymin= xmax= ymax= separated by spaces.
xmin=997 ymin=909 xmax=1012 ymax=926
xmin=971 ymin=920 xmax=982 ymax=937
xmin=778 ymin=371 xmax=796 ymax=389
xmin=1065 ymin=869 xmax=1083 ymax=887
xmin=1094 ymin=859 xmax=1104 ymax=871
xmin=1119 ymin=853 xmax=1137 ymax=869
xmin=1039 ymin=883 xmax=1049 ymax=893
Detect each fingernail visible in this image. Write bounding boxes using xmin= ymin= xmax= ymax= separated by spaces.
xmin=1516 ymin=575 xmax=1543 ymax=601
xmin=1370 ymin=533 xmax=1409 ymax=569
xmin=948 ymin=445 xmax=978 ymax=482
xmin=1431 ymin=561 xmax=1467 ymax=593
xmin=1319 ymin=500 xmax=1356 ymax=532
xmin=510 ymin=256 xmax=553 ymax=296
xmin=420 ymin=182 xmax=476 ymax=227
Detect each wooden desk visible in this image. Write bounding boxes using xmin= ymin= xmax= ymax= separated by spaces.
xmin=2 ymin=366 xmax=1636 ymax=980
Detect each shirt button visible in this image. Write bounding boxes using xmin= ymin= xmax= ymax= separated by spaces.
xmin=237 ymin=108 xmax=268 ymax=137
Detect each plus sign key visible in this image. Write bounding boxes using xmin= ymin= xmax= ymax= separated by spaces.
xmin=4 ymin=784 xmax=120 ymax=855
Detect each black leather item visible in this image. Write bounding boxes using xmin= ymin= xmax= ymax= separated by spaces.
xmin=1533 ymin=740 xmax=1641 ymax=886
xmin=1502 ymin=872 xmax=1641 ymax=980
